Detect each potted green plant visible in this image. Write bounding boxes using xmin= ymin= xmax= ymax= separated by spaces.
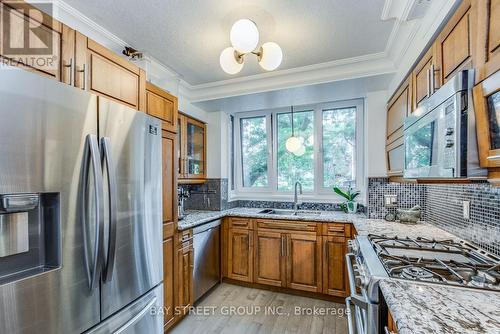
xmin=333 ymin=186 xmax=360 ymax=214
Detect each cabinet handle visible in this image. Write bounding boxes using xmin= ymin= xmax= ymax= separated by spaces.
xmin=430 ymin=64 xmax=435 ymax=94
xmin=427 ymin=68 xmax=431 ymax=98
xmin=77 ymin=64 xmax=87 ymax=90
xmin=281 ymin=235 xmax=285 ymax=257
xmin=487 ymin=155 xmax=500 ymax=161
xmin=63 ymin=58 xmax=74 ymax=86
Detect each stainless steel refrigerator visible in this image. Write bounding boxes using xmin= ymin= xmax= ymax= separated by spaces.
xmin=0 ymin=67 xmax=163 ymax=333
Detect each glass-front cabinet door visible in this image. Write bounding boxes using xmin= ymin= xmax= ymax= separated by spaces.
xmin=177 ymin=113 xmax=206 ymax=182
xmin=185 ymin=117 xmax=206 ymax=178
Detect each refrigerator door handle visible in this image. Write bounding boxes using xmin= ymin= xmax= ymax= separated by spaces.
xmin=81 ymin=134 xmax=105 ymax=290
xmin=101 ymin=137 xmax=118 ymax=282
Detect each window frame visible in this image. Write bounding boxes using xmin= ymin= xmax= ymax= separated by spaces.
xmin=233 ymin=99 xmax=364 ymax=201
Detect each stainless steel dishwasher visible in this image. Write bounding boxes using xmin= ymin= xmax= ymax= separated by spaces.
xmin=193 ymin=219 xmax=221 ymax=302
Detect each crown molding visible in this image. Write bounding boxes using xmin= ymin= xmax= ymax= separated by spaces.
xmin=181 ymin=52 xmax=395 ymax=102
xmin=48 ymin=0 xmax=454 ymax=107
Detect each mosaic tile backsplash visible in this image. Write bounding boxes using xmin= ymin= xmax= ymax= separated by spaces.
xmin=367 ymin=178 xmax=500 ymax=256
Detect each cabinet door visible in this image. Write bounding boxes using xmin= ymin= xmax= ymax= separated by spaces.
xmin=185 ymin=117 xmax=206 ymax=179
xmin=254 ymin=230 xmax=286 ymax=287
xmin=176 ymin=242 xmax=193 ymax=317
xmin=162 ymin=131 xmax=178 ymax=223
xmin=473 ymin=71 xmax=500 ymax=169
xmin=475 ymin=0 xmax=500 ymax=82
xmin=435 ymin=0 xmax=473 ymax=84
xmin=412 ymin=47 xmax=438 ymax=108
xmin=177 ymin=115 xmax=185 ymax=178
xmin=227 ymin=228 xmax=253 ymax=282
xmin=323 ymin=236 xmax=347 ymax=297
xmin=0 ymin=2 xmax=62 ymax=79
xmin=146 ymin=83 xmax=178 ymax=132
xmin=162 ymin=226 xmax=175 ymax=329
xmin=286 ymin=233 xmax=321 ymax=293
xmin=386 ymin=136 xmax=405 ymax=177
xmin=387 ymin=79 xmax=410 ymax=145
xmin=86 ymin=39 xmax=145 ymax=109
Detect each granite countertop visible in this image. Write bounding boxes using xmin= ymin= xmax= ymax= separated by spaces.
xmin=380 ymin=280 xmax=500 ymax=334
xmin=177 ymin=207 xmax=353 ymax=231
xmin=177 ymin=207 xmax=500 ymax=333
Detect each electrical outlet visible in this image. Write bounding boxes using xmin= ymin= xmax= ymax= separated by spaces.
xmin=463 ymin=201 xmax=470 ymax=220
xmin=384 ymin=194 xmax=398 ymax=207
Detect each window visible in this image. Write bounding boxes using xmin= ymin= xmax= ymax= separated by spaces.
xmin=234 ymin=99 xmax=364 ymax=198
xmin=277 ymin=110 xmax=315 ymax=191
xmin=322 ymin=107 xmax=357 ymax=188
xmin=240 ymin=116 xmax=268 ymax=187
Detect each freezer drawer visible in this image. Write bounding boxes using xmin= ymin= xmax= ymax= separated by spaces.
xmin=85 ymin=284 xmax=163 ymax=334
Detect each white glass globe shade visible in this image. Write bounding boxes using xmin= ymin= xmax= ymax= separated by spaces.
xmin=293 ymin=144 xmax=306 ymax=157
xmin=285 ymin=136 xmax=301 ymax=153
xmin=230 ymin=19 xmax=259 ymax=53
xmin=220 ymin=47 xmax=243 ymax=74
xmin=258 ymin=42 xmax=283 ymax=71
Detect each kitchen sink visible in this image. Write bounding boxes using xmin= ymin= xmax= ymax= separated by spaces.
xmin=257 ymin=209 xmax=321 ymax=216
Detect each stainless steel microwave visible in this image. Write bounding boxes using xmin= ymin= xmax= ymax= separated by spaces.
xmin=404 ymin=70 xmax=487 ymax=179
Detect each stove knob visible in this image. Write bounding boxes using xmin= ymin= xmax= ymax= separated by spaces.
xmin=445 ymin=139 xmax=454 ymax=148
xmin=446 ymin=127 xmax=454 ymax=136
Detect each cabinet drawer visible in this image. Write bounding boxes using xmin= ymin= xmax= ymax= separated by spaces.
xmin=256 ymin=220 xmax=318 ymax=233
xmin=322 ymin=223 xmax=346 ymax=236
xmin=178 ymin=229 xmax=193 ymax=247
xmin=228 ymin=217 xmax=253 ymax=230
xmin=163 ymin=222 xmax=174 ymax=240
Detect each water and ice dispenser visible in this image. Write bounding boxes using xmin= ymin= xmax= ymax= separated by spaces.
xmin=0 ymin=193 xmax=61 ymax=285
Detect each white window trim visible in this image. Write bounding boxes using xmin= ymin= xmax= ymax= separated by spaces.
xmin=232 ymin=99 xmax=365 ymax=203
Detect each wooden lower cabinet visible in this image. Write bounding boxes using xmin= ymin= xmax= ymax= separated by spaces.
xmin=162 ymin=223 xmax=175 ymax=330
xmin=322 ymin=236 xmax=347 ymax=297
xmin=175 ymin=232 xmax=194 ymax=319
xmin=225 ymin=218 xmax=351 ymax=297
xmin=254 ymin=230 xmax=286 ymax=287
xmin=286 ymin=233 xmax=322 ymax=293
xmin=227 ymin=228 xmax=253 ymax=282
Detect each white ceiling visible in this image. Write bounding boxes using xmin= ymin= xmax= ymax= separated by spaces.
xmin=63 ymin=0 xmax=395 ymax=86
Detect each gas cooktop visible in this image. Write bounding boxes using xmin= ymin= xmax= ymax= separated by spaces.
xmin=368 ymin=235 xmax=500 ymax=291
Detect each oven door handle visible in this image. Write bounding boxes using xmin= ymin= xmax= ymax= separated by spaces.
xmin=345 ymin=253 xmax=369 ymax=308
xmin=345 ymin=297 xmax=355 ymax=334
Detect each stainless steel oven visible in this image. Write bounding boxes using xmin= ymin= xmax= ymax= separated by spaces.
xmin=345 ymin=238 xmax=387 ymax=334
xmin=404 ymin=70 xmax=487 ymax=179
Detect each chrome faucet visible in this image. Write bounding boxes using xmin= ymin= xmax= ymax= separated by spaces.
xmin=293 ymin=181 xmax=303 ymax=214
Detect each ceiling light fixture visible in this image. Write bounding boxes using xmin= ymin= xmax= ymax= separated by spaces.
xmin=285 ymin=106 xmax=303 ymax=154
xmin=220 ymin=19 xmax=282 ymax=74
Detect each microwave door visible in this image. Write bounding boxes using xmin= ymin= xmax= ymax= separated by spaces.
xmin=405 ymin=115 xmax=438 ymax=177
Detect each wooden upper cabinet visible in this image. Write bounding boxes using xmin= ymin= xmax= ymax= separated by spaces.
xmin=386 ymin=78 xmax=411 ymax=177
xmin=0 ymin=1 xmax=62 ymax=79
xmin=227 ymin=228 xmax=253 ymax=282
xmin=474 ymin=0 xmax=500 ymax=82
xmin=473 ymin=70 xmax=500 ymax=178
xmin=86 ymin=39 xmax=145 ymax=109
xmin=286 ymin=233 xmax=321 ymax=293
xmin=435 ymin=0 xmax=474 ymax=84
xmin=254 ymin=230 xmax=286 ymax=287
xmin=178 ymin=113 xmax=207 ymax=183
xmin=412 ymin=46 xmax=439 ymax=109
xmin=146 ymin=82 xmax=178 ymax=132
xmin=162 ymin=130 xmax=178 ymax=224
